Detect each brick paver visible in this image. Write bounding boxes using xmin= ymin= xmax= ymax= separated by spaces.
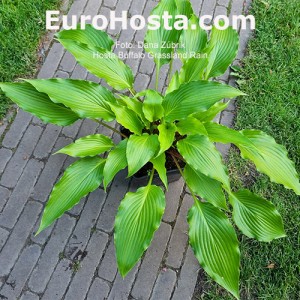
xmin=0 ymin=0 xmax=252 ymax=299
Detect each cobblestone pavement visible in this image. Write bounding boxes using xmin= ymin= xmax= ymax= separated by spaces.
xmin=0 ymin=0 xmax=252 ymax=299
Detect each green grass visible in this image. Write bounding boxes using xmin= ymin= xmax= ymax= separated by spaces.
xmin=0 ymin=0 xmax=61 ymax=118
xmin=196 ymin=0 xmax=300 ymax=299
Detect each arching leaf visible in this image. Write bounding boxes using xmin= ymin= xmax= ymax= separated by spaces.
xmin=188 ymin=200 xmax=240 ymax=299
xmin=115 ymin=185 xmax=166 ymax=276
xmin=56 ymin=134 xmax=114 ymax=157
xmin=0 ymin=82 xmax=79 ymax=126
xmin=127 ymin=134 xmax=160 ymax=177
xmin=26 ymin=79 xmax=115 ymax=121
xmin=37 ymin=157 xmax=105 ymax=233
xmin=177 ymin=135 xmax=230 ymax=190
xmin=230 ymin=190 xmax=286 ymax=242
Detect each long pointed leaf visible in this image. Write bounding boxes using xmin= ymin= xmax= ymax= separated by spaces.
xmin=0 ymin=82 xmax=79 ymax=126
xmin=115 ymin=185 xmax=166 ymax=276
xmin=188 ymin=200 xmax=240 ymax=299
xmin=56 ymin=134 xmax=114 ymax=157
xmin=37 ymin=157 xmax=105 ymax=233
xmin=230 ymin=190 xmax=286 ymax=242
xmin=163 ymin=81 xmax=245 ymax=122
xmin=26 ymin=79 xmax=115 ymax=121
xmin=127 ymin=134 xmax=159 ymax=177
xmin=177 ymin=135 xmax=230 ymax=190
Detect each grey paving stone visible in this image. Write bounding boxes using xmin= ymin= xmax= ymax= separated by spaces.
xmin=216 ymin=142 xmax=231 ymax=158
xmin=132 ymin=222 xmax=172 ymax=299
xmin=0 ymin=201 xmax=42 ymax=277
xmin=20 ymin=291 xmax=39 ymax=300
xmin=34 ymin=124 xmax=61 ymax=159
xmin=71 ymin=64 xmax=88 ymax=79
xmin=1 ymin=110 xmax=32 ymax=149
xmin=55 ymin=70 xmax=70 ymax=79
xmin=61 ymin=120 xmax=82 ymax=138
xmin=87 ymin=73 xmax=101 ymax=83
xmin=150 ymin=268 xmax=177 ymax=300
xmin=0 ymin=244 xmax=41 ymax=299
xmin=31 ymin=217 xmax=54 ymax=246
xmin=134 ymin=73 xmax=151 ymax=92
xmin=65 ymin=189 xmax=106 ymax=259
xmin=87 ymin=277 xmax=110 ymax=300
xmin=42 ymin=259 xmax=73 ymax=300
xmin=28 ymin=215 xmax=76 ymax=294
xmin=64 ymin=230 xmax=109 ymax=300
xmin=218 ymin=0 xmax=230 ymax=7
xmin=77 ymin=118 xmax=99 ymax=138
xmin=126 ymin=47 xmax=143 ymax=77
xmin=67 ymin=0 xmax=89 ymax=18
xmin=190 ymin=0 xmax=204 ymax=16
xmin=214 ymin=4 xmax=228 ymax=16
xmin=166 ymin=194 xmax=194 ymax=269
xmin=0 ymin=227 xmax=9 ymax=251
xmin=221 ymin=111 xmax=235 ymax=128
xmin=98 ymin=239 xmax=117 ymax=282
xmin=68 ymin=196 xmax=87 ymax=215
xmin=97 ymin=170 xmax=130 ymax=232
xmin=103 ymin=0 xmax=118 ymax=9
xmin=60 ymin=51 xmax=77 ymax=73
xmin=172 ymin=247 xmax=200 ymax=300
xmin=32 ymin=116 xmax=46 ymax=126
xmin=38 ymin=43 xmax=65 ymax=79
xmin=107 ymin=0 xmax=133 ymax=36
xmin=149 ymin=64 xmax=169 ymax=93
xmin=163 ymin=178 xmax=184 ymax=223
xmin=107 ymin=262 xmax=140 ymax=300
xmin=0 ymin=148 xmax=12 ymax=175
xmin=0 ymin=159 xmax=44 ymax=229
xmin=200 ymin=0 xmax=217 ymax=17
xmin=32 ymin=137 xmax=72 ymax=202
xmin=237 ymin=25 xmax=253 ymax=59
xmin=129 ymin=0 xmax=147 ymax=15
xmin=139 ymin=54 xmax=155 ymax=75
xmin=0 ymin=186 xmax=10 ymax=213
xmin=0 ymin=125 xmax=43 ymax=188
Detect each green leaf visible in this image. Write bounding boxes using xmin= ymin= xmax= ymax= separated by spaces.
xmin=188 ymin=200 xmax=240 ymax=299
xmin=177 ymin=135 xmax=230 ymax=190
xmin=37 ymin=157 xmax=105 ymax=233
xmin=56 ymin=24 xmax=114 ymax=50
xmin=204 ymin=23 xmax=239 ymax=79
xmin=239 ymin=130 xmax=300 ymax=195
xmin=204 ymin=124 xmax=300 ymax=195
xmin=165 ymin=71 xmax=180 ymax=95
xmin=163 ymin=81 xmax=245 ymax=122
xmin=144 ymin=0 xmax=178 ymax=69
xmin=184 ymin=165 xmax=227 ymax=210
xmin=26 ymin=79 xmax=115 ymax=121
xmin=136 ymin=90 xmax=164 ymax=122
xmin=179 ymin=57 xmax=208 ymax=83
xmin=151 ymin=153 xmax=168 ymax=189
xmin=115 ymin=185 xmax=166 ymax=277
xmin=194 ymin=101 xmax=229 ymax=122
xmin=57 ymin=39 xmax=134 ymax=90
xmin=175 ymin=0 xmax=193 ymax=17
xmin=56 ymin=134 xmax=114 ymax=157
xmin=0 ymin=82 xmax=79 ymax=126
xmin=157 ymin=123 xmax=176 ymax=156
xmin=204 ymin=122 xmax=251 ymax=146
xmin=109 ymin=103 xmax=144 ymax=135
xmin=230 ymin=190 xmax=286 ymax=242
xmin=127 ymin=134 xmax=159 ymax=177
xmin=103 ymin=139 xmax=128 ymax=190
xmin=176 ymin=116 xmax=208 ymax=136
xmin=177 ymin=14 xmax=207 ymax=62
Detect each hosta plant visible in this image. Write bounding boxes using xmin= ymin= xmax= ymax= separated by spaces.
xmin=1 ymin=0 xmax=299 ymax=298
